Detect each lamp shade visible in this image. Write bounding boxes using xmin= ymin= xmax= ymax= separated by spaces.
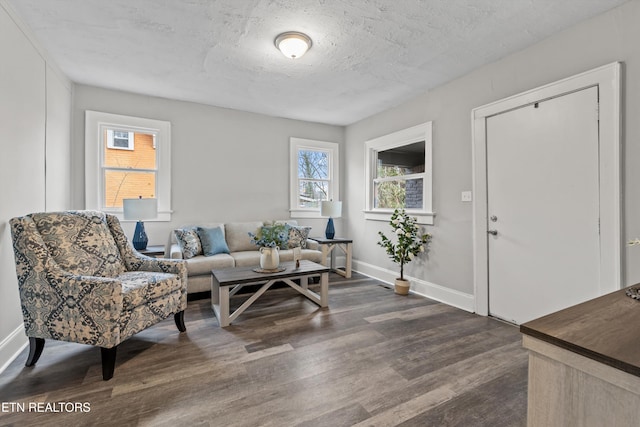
xmin=123 ymin=198 xmax=157 ymax=221
xmin=320 ymin=201 xmax=342 ymax=218
xmin=275 ymin=32 xmax=312 ymax=59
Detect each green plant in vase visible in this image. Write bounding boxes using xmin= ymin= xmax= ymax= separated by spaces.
xmin=248 ymin=223 xmax=289 ymax=248
xmin=377 ymin=209 xmax=431 ymax=295
xmin=248 ymin=224 xmax=289 ymax=270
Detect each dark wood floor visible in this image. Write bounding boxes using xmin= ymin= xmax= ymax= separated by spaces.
xmin=0 ymin=273 xmax=528 ymax=427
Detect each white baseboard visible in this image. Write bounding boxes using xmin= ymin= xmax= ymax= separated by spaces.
xmin=0 ymin=325 xmax=27 ymax=375
xmin=353 ymin=260 xmax=475 ymax=313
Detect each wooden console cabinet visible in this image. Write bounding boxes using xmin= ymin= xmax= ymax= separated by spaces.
xmin=520 ymin=287 xmax=640 ymax=426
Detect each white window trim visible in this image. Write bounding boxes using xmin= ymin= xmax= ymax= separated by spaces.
xmin=85 ymin=110 xmax=172 ymax=221
xmin=289 ymin=137 xmax=339 ymax=219
xmin=106 ymin=129 xmax=135 ymax=150
xmin=364 ymin=122 xmax=434 ymax=225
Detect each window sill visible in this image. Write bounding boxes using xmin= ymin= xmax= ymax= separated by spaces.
xmin=289 ymin=209 xmax=322 ymax=219
xmin=109 ymin=211 xmax=172 ymax=222
xmin=364 ymin=210 xmax=435 ymax=225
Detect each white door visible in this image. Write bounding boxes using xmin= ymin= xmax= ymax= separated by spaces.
xmin=486 ymin=86 xmax=600 ymax=324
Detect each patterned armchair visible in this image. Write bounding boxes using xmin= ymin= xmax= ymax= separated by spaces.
xmin=9 ymin=210 xmax=187 ymax=380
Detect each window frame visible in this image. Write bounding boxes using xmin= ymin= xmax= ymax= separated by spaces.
xmin=364 ymin=122 xmax=434 ymax=225
xmin=85 ymin=110 xmax=172 ymax=221
xmin=289 ymin=137 xmax=339 ymax=218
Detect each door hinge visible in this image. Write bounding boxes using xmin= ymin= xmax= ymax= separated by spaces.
xmin=596 ymin=102 xmax=600 ymax=122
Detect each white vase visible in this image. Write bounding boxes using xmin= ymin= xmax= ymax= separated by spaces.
xmin=260 ymin=246 xmax=280 ymax=270
xmin=394 ymin=278 xmax=410 ymax=295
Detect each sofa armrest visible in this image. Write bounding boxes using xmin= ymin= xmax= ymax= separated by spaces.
xmin=128 ymin=253 xmax=187 ymax=278
xmin=46 ymin=272 xmax=125 ymax=347
xmin=105 ymin=214 xmax=188 ymax=296
xmin=169 ymin=243 xmax=184 ymax=259
xmin=306 ymin=239 xmax=319 ymax=250
xmin=118 ymin=245 xmax=187 ymax=295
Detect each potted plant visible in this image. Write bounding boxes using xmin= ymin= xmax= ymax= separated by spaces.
xmin=248 ymin=224 xmax=289 ymax=270
xmin=377 ymin=209 xmax=432 ymax=295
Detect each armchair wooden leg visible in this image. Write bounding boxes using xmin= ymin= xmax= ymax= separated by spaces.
xmin=101 ymin=346 xmax=118 ymax=381
xmin=25 ymin=337 xmax=45 ymax=367
xmin=174 ymin=311 xmax=186 ymax=332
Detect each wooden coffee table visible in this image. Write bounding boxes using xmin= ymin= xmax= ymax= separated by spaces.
xmin=211 ymin=260 xmax=330 ymax=327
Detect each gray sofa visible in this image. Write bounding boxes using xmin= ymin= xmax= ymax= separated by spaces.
xmin=166 ymin=220 xmax=322 ymax=294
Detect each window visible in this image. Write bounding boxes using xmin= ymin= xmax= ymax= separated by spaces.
xmin=85 ymin=111 xmax=172 ymax=221
xmin=365 ymin=122 xmax=433 ymax=224
xmin=290 ymin=138 xmax=339 ymax=218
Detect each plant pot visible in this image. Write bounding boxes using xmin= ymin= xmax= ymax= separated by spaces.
xmin=394 ymin=278 xmax=410 ymax=295
xmin=259 ymin=246 xmax=280 ymax=270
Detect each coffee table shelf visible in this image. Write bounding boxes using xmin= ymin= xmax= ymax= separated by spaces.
xmin=211 ymin=260 xmax=330 ymax=327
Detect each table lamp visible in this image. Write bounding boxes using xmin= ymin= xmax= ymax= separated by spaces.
xmin=320 ymin=200 xmax=342 ymax=239
xmin=123 ymin=197 xmax=157 ymax=250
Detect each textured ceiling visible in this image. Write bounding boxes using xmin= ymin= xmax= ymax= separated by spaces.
xmin=6 ymin=0 xmax=628 ymax=125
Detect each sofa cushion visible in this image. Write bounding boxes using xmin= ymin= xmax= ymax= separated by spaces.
xmin=197 ymin=226 xmax=230 ymax=256
xmin=232 ymin=251 xmax=263 ymax=268
xmin=278 ymin=248 xmax=323 ymax=264
xmin=186 ymin=254 xmax=235 ymax=276
xmin=174 ymin=227 xmax=202 ymax=259
xmin=233 ymin=248 xmax=322 ymax=267
xmin=300 ymin=249 xmax=323 ymax=263
xmin=31 ymin=210 xmax=125 ymax=277
xmin=225 ymin=222 xmax=263 ymax=252
xmin=287 ymin=225 xmax=312 ymax=249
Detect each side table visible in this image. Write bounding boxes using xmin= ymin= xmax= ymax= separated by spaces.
xmin=137 ymin=245 xmax=165 ymax=258
xmin=309 ymin=237 xmax=352 ymax=278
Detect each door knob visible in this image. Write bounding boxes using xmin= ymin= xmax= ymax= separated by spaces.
xmin=490 ymin=215 xmax=498 ymax=222
xmin=488 ymin=230 xmax=498 ymax=236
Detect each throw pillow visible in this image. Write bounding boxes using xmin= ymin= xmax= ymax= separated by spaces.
xmin=197 ymin=226 xmax=230 ymax=256
xmin=288 ymin=225 xmax=312 ymax=249
xmin=174 ymin=227 xmax=203 ymax=259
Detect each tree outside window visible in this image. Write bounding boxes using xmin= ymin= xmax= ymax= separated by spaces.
xmin=298 ymin=149 xmax=329 ymax=208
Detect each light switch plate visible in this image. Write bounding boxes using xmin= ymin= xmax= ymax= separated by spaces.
xmin=461 ymin=191 xmax=472 ymax=202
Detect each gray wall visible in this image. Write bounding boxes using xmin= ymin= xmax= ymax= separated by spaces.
xmin=0 ymin=1 xmax=72 ymax=371
xmin=71 ymin=85 xmax=345 ymax=245
xmin=345 ymin=0 xmax=640 ymax=305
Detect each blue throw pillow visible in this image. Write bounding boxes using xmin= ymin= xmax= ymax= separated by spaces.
xmin=197 ymin=226 xmax=230 ymax=256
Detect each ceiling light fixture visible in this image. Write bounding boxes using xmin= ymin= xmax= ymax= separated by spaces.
xmin=274 ymin=31 xmax=312 ymax=59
